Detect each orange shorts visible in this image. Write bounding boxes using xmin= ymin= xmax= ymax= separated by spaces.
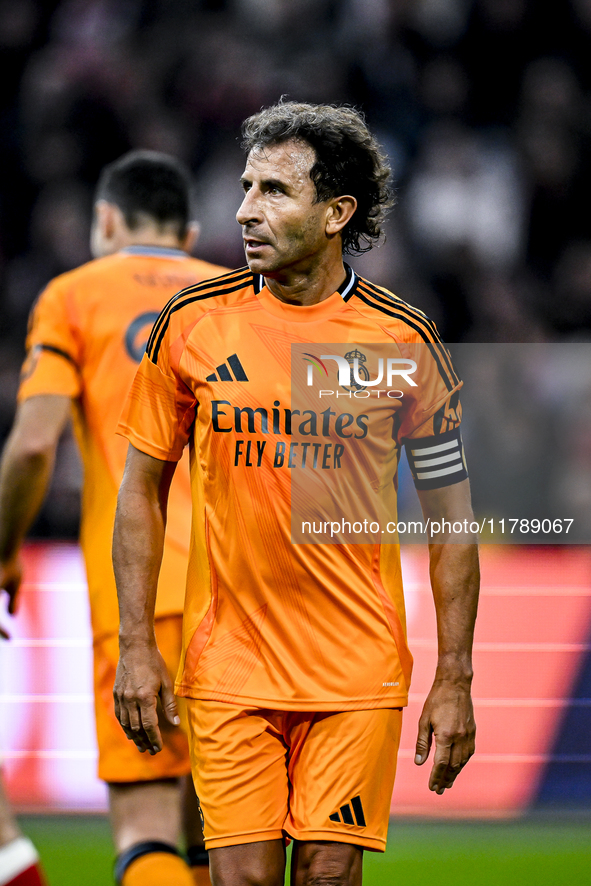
xmin=93 ymin=615 xmax=191 ymax=783
xmin=186 ymin=700 xmax=402 ymax=852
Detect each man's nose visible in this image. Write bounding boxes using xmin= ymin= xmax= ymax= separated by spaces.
xmin=236 ymin=188 xmax=262 ymax=226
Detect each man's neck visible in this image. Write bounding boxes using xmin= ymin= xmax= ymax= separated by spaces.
xmin=264 ymin=259 xmax=347 ymax=307
xmin=123 ymin=231 xmax=184 ymax=251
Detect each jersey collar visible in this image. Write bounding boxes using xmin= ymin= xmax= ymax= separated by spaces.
xmin=253 ymin=263 xmax=358 ymax=299
xmin=339 ymin=263 xmax=357 ymax=299
xmin=253 ymin=264 xmax=358 ymax=323
xmin=119 ymin=246 xmax=187 ymax=259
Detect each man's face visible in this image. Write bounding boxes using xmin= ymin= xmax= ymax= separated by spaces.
xmin=236 ymin=139 xmax=331 ymax=277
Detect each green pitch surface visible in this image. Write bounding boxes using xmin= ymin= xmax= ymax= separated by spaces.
xmin=20 ymin=815 xmax=591 ymax=885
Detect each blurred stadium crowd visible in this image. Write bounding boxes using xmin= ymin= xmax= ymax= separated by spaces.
xmin=1 ymin=0 xmax=591 ymax=538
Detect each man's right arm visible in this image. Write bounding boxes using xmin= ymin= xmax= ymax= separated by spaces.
xmin=0 ymin=395 xmax=71 ymax=634
xmin=112 ymin=443 xmax=180 ymax=754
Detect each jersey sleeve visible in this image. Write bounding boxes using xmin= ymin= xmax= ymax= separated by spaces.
xmin=397 ymin=342 xmax=469 ymax=490
xmin=18 ymin=279 xmax=82 ymax=402
xmin=117 ymin=333 xmax=196 ymax=463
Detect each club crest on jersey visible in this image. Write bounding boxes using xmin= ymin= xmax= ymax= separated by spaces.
xmin=342 ymin=349 xmax=369 ymax=392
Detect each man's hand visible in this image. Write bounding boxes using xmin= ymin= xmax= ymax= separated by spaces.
xmin=414 ymin=677 xmax=476 ymax=794
xmin=0 ymin=557 xmax=23 ymax=639
xmin=113 ymin=641 xmax=181 ymax=755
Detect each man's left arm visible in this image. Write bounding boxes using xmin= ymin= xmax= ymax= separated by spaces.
xmin=414 ymin=478 xmax=480 ymax=793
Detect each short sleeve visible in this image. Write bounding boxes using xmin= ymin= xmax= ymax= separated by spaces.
xmin=18 ymin=279 xmax=82 ymax=402
xmin=117 ymin=352 xmax=196 ymax=462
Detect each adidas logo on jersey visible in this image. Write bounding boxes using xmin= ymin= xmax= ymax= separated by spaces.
xmin=206 ymin=354 xmax=249 ymax=382
xmin=329 ymin=795 xmax=366 ymax=827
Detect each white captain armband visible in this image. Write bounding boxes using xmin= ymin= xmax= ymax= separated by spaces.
xmin=404 ymin=427 xmax=468 ymax=491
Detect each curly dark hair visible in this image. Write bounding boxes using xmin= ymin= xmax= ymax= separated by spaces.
xmin=241 ymin=101 xmax=394 ymax=255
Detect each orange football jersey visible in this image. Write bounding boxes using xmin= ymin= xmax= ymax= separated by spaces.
xmin=118 ymin=266 xmax=465 ymax=710
xmin=18 ymin=246 xmax=228 ymax=641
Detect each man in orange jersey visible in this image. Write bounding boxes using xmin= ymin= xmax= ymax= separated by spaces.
xmin=0 ymin=150 xmax=227 ymax=886
xmin=113 ymin=103 xmax=480 ymax=886
xmin=1 ymin=596 xmax=47 ymax=885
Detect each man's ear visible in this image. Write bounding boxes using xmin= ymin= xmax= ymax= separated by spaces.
xmin=325 ymin=195 xmax=357 ymax=237
xmin=182 ymin=221 xmax=201 ymax=254
xmin=94 ymin=200 xmax=117 ymax=239
xmin=90 ymin=199 xmax=120 ymax=257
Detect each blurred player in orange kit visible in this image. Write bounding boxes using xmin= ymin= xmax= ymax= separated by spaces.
xmin=0 ymin=766 xmax=47 ymax=886
xmin=112 ymin=103 xmax=480 ymax=886
xmin=1 ymin=607 xmax=47 ymax=885
xmin=0 ymin=150 xmax=227 ymax=886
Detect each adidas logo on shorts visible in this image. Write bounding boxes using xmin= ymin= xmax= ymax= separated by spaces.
xmin=206 ymin=354 xmax=249 ymax=382
xmin=329 ymin=795 xmax=366 ymax=827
